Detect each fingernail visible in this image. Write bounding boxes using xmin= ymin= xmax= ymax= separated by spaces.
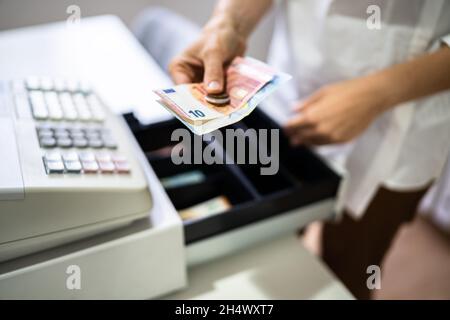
xmin=208 ymin=81 xmax=220 ymax=90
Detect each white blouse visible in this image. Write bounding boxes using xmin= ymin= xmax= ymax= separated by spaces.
xmin=263 ymin=0 xmax=450 ymax=218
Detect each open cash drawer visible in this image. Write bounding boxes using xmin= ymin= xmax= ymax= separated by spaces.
xmin=124 ymin=108 xmax=341 ymax=249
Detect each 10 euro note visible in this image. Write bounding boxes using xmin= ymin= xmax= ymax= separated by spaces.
xmin=154 ymin=56 xmax=291 ymax=135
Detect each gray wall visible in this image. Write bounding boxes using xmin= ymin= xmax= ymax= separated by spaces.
xmin=0 ymin=0 xmax=273 ymax=59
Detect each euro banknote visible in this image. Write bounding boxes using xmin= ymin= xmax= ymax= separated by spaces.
xmin=179 ymin=195 xmax=231 ymax=221
xmin=154 ymin=57 xmax=291 ymax=135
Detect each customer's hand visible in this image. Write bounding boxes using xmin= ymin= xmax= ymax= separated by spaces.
xmin=169 ymin=16 xmax=247 ymax=94
xmin=284 ymin=76 xmax=390 ymax=146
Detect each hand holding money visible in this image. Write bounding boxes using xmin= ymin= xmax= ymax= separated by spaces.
xmin=155 ymin=57 xmax=291 ymax=135
xmin=168 ymin=14 xmax=247 ymax=94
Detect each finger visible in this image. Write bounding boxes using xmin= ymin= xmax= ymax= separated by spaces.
xmin=289 ymin=130 xmax=329 ymax=146
xmin=293 ymin=91 xmax=324 ymax=112
xmin=169 ymin=57 xmax=196 ymax=84
xmin=301 ymin=135 xmax=330 ymax=146
xmin=171 ymin=70 xmax=192 ymax=84
xmin=288 ymin=127 xmax=316 ymax=145
xmin=297 ymin=125 xmax=333 ymax=146
xmin=284 ymin=112 xmax=314 ymax=134
xmin=203 ymin=50 xmax=225 ymax=94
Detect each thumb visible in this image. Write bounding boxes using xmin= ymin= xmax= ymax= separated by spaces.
xmin=203 ymin=51 xmax=225 ymax=94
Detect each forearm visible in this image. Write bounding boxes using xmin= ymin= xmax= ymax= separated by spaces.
xmin=373 ymin=46 xmax=450 ymax=112
xmin=207 ymin=0 xmax=273 ymax=39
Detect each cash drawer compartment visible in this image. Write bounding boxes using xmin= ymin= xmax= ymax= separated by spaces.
xmin=124 ymin=109 xmax=341 ymax=244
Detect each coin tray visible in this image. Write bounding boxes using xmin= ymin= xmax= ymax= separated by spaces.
xmin=124 ymin=108 xmax=340 ymax=244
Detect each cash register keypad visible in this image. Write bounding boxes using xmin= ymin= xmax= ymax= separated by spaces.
xmin=43 ymin=151 xmax=131 ymax=175
xmin=36 ymin=124 xmax=118 ymax=150
xmin=13 ymin=77 xmax=130 ymax=175
xmin=24 ymin=77 xmax=105 ymax=122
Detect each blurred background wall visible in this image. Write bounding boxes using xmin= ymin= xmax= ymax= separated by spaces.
xmin=0 ymin=0 xmax=274 ymax=60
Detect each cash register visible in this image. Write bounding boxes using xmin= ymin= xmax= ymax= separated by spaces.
xmin=0 ymin=77 xmax=152 ymax=262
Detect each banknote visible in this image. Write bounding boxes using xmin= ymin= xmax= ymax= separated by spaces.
xmin=154 ymin=57 xmax=291 ymax=135
xmin=161 ymin=170 xmax=206 ymax=189
xmin=179 ymin=195 xmax=231 ymax=221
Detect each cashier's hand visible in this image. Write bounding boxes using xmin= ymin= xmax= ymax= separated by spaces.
xmin=284 ymin=77 xmax=389 ymax=146
xmin=169 ymin=16 xmax=247 ymax=94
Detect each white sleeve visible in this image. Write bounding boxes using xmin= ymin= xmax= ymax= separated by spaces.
xmin=440 ymin=34 xmax=450 ymax=47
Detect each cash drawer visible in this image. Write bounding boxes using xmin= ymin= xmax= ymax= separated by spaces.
xmin=124 ymin=108 xmax=341 ymax=247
